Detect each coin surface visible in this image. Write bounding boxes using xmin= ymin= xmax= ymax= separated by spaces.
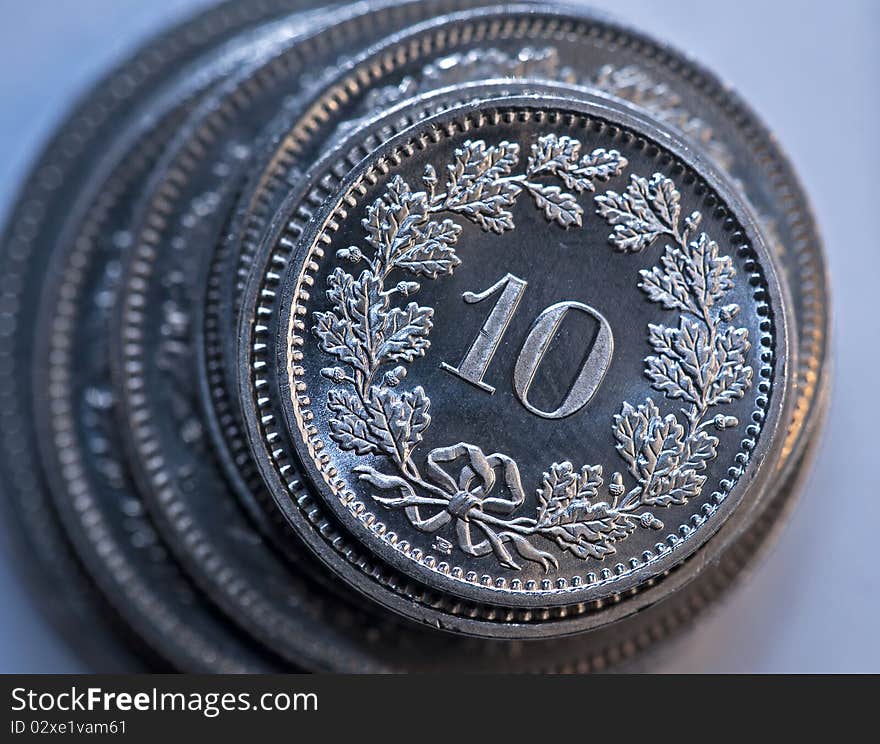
xmin=0 ymin=0 xmax=829 ymax=670
xmin=240 ymin=90 xmax=792 ymax=636
xmin=209 ymin=6 xmax=828 ymax=529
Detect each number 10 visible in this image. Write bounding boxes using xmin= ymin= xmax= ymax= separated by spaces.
xmin=441 ymin=273 xmax=614 ymax=420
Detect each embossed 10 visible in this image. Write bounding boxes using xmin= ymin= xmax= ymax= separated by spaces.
xmin=441 ymin=272 xmax=614 ymax=419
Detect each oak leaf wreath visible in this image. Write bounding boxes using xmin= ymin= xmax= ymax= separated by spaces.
xmin=310 ymin=134 xmax=753 ymax=571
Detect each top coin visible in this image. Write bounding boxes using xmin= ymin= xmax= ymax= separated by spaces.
xmin=243 ymin=90 xmax=792 ymax=630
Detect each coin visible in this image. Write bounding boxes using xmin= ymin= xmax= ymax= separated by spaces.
xmin=210 ymin=6 xmax=828 ymax=528
xmin=114 ymin=64 xmax=802 ymax=665
xmin=239 ymin=88 xmax=794 ymax=637
xmin=12 ymin=5 xmax=340 ymax=672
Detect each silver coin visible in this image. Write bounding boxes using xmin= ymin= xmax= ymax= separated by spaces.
xmin=118 ymin=71 xmax=812 ymax=669
xmin=212 ymin=6 xmax=828 ymax=525
xmin=19 ymin=9 xmax=335 ymax=672
xmin=240 ymin=88 xmax=793 ymax=637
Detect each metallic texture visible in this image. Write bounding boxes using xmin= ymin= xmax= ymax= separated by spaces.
xmin=0 ymin=0 xmax=828 ymax=671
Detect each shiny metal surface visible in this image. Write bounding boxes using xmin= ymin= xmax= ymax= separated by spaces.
xmin=1 ymin=0 xmax=858 ymax=670
xmin=239 ymin=87 xmax=793 ymax=637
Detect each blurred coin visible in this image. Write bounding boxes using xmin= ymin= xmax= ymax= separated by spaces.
xmin=17 ymin=7 xmax=339 ymax=672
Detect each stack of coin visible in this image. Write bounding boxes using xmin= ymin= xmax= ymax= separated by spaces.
xmin=0 ymin=0 xmax=829 ymax=671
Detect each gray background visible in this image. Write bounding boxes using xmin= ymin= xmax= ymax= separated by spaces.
xmin=1 ymin=0 xmax=877 ymax=673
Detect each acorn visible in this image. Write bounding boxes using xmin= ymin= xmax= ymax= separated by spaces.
xmin=336 ymin=246 xmax=363 ymax=263
xmin=713 ymin=414 xmax=739 ymax=430
xmin=396 ymin=280 xmax=420 ymax=296
xmin=383 ymin=366 xmax=407 ymax=387
xmin=320 ymin=367 xmax=347 ymax=383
